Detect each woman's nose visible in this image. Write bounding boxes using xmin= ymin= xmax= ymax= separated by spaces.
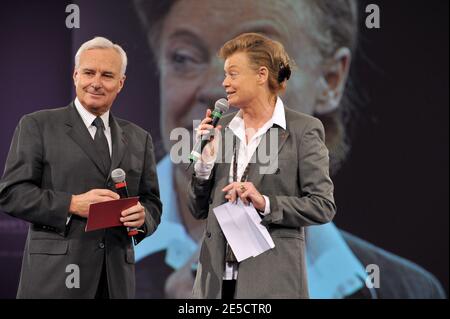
xmin=222 ymin=76 xmax=230 ymax=88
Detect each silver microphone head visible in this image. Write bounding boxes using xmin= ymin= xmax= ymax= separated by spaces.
xmin=111 ymin=168 xmax=126 ymax=183
xmin=214 ymin=98 xmax=229 ymax=113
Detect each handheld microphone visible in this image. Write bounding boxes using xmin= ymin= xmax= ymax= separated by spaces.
xmin=111 ymin=168 xmax=138 ymax=237
xmin=189 ymin=98 xmax=229 ymax=164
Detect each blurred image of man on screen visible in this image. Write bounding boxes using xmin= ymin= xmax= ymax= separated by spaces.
xmin=133 ymin=0 xmax=445 ymax=299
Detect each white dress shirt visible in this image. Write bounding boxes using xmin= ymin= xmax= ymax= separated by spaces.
xmin=194 ymin=97 xmax=287 ymax=280
xmin=74 ymin=98 xmax=112 ymax=156
xmin=67 ymin=99 xmax=112 ymax=225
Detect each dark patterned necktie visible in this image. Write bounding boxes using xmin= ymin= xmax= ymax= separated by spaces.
xmin=92 ymin=116 xmax=111 ymax=175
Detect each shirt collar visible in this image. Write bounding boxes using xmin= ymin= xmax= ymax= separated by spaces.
xmin=74 ymin=97 xmax=110 ymax=129
xmin=272 ymin=96 xmax=287 ymax=130
xmin=228 ymin=96 xmax=287 ymax=137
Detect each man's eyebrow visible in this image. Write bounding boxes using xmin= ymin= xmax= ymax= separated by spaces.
xmin=167 ymin=29 xmax=209 ymax=56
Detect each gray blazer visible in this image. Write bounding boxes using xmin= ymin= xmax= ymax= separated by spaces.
xmin=189 ymin=107 xmax=336 ymax=299
xmin=0 ymin=103 xmax=162 ymax=298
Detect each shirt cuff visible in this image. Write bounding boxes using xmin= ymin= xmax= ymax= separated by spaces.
xmin=261 ymin=195 xmax=271 ymax=216
xmin=194 ymin=159 xmax=215 ymax=180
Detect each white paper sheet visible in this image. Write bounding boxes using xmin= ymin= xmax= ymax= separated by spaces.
xmin=213 ymin=199 xmax=275 ymax=262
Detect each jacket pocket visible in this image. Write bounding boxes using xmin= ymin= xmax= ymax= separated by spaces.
xmin=269 ymin=227 xmax=304 ymax=240
xmin=29 ymin=239 xmax=69 ymax=255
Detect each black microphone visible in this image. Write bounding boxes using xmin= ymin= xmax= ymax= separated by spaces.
xmin=189 ymin=98 xmax=229 ymax=164
xmin=111 ymin=168 xmax=138 ymax=237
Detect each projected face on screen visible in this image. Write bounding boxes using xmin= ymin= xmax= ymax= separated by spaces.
xmin=156 ymin=0 xmax=324 ymax=153
xmin=131 ymin=0 xmax=448 ymax=300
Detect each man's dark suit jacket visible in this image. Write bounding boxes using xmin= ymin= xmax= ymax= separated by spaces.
xmin=0 ymin=102 xmax=162 ymax=298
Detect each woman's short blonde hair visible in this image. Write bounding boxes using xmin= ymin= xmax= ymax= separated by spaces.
xmin=218 ymin=33 xmax=293 ymax=95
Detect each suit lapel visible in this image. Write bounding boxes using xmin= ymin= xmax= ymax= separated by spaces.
xmin=214 ymin=114 xmax=290 ymax=198
xmin=275 ymin=125 xmax=290 ymax=155
xmin=65 ymin=103 xmax=108 ymax=177
xmin=247 ymin=124 xmax=289 ymax=189
xmin=211 ymin=122 xmax=235 ymax=203
xmin=109 ymin=115 xmax=127 ymax=178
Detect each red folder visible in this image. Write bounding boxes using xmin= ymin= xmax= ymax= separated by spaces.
xmin=85 ymin=197 xmax=139 ymax=232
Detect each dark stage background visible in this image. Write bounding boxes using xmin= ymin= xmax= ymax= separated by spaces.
xmin=0 ymin=0 xmax=448 ymax=298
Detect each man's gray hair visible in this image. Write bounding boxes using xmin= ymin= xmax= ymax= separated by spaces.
xmin=75 ymin=36 xmax=128 ymax=76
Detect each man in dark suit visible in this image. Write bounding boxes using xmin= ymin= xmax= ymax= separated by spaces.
xmin=0 ymin=36 xmax=162 ymax=298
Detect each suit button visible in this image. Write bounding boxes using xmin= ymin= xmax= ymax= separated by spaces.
xmin=208 ymin=198 xmax=213 ymax=204
xmin=206 ymin=231 xmax=211 ymax=238
xmin=99 ymin=242 xmax=105 ymax=249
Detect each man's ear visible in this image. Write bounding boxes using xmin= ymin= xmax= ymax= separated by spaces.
xmin=117 ymin=75 xmax=126 ymax=93
xmin=314 ymin=47 xmax=351 ymax=114
xmin=73 ymin=68 xmax=79 ymax=87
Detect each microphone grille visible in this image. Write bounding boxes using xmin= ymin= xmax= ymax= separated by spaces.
xmin=214 ymin=98 xmax=229 ymax=113
xmin=111 ymin=168 xmax=126 ymax=183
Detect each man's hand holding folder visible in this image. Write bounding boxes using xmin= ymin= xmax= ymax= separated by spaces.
xmin=84 ymin=196 xmax=142 ymax=232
